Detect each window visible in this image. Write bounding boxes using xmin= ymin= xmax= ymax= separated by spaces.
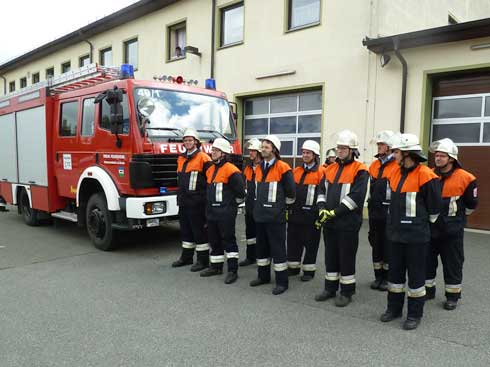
xmin=168 ymin=22 xmax=186 ymax=60
xmin=60 ymin=101 xmax=79 ymax=137
xmin=100 ymin=94 xmax=130 ymax=134
xmin=81 ymin=98 xmax=95 ymax=137
xmin=32 ymin=72 xmax=40 ymax=84
xmin=288 ymin=0 xmax=321 ymax=30
xmin=46 ymin=67 xmax=54 ymax=79
xmin=9 ymin=81 xmax=15 ymax=92
xmin=100 ymin=47 xmax=112 ymax=66
xmin=431 ymin=94 xmax=490 ymax=145
xmin=61 ymin=61 xmax=71 ymax=73
xmin=79 ymin=55 xmax=90 ymax=67
xmin=220 ymin=2 xmax=244 ymax=47
xmin=20 ymin=77 xmax=27 ymax=89
xmin=124 ymin=38 xmax=138 ymax=69
xmin=244 ymin=90 xmax=322 ymax=167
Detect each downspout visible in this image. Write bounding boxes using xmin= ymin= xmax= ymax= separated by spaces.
xmin=393 ymin=37 xmax=407 ymax=133
xmin=210 ymin=0 xmax=216 ymax=78
xmin=78 ymin=30 xmax=94 ymax=63
xmin=0 ymin=74 xmax=6 ymax=95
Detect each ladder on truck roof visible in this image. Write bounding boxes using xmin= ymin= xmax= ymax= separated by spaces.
xmin=0 ymin=63 xmax=121 ymax=105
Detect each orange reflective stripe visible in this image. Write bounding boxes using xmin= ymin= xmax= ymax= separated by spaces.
xmin=440 ymin=168 xmax=476 ymax=198
xmin=206 ymin=162 xmax=240 ymax=184
xmin=255 ymin=160 xmax=292 ymax=182
xmin=389 ymin=165 xmax=438 ymax=193
xmin=293 ymin=166 xmax=324 ymax=185
xmin=325 ymin=161 xmax=367 ymax=184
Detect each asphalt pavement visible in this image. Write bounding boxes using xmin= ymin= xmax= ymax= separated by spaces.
xmin=0 ymin=206 xmax=489 ymax=367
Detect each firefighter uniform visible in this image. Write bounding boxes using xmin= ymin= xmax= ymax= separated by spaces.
xmin=368 ymin=155 xmax=398 ymax=288
xmin=426 ymin=166 xmax=477 ymax=305
xmin=385 ymin=163 xmax=441 ymax=322
xmin=242 ymin=162 xmax=259 ymax=264
xmin=316 ymin=158 xmax=368 ymax=299
xmin=204 ymin=159 xmax=246 ymax=277
xmin=287 ymin=162 xmax=323 ymax=280
xmin=253 ymin=158 xmax=295 ymax=293
xmin=174 ymin=149 xmax=212 ymax=270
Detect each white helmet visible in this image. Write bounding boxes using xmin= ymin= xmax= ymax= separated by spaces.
xmin=212 ymin=138 xmax=232 ymax=154
xmin=372 ymin=130 xmax=395 ymax=146
xmin=389 ymin=133 xmax=422 ymax=151
xmin=247 ymin=138 xmax=262 ymax=151
xmin=335 ymin=130 xmax=359 ymax=149
xmin=429 ymin=138 xmax=458 ymax=160
xmin=263 ymin=135 xmax=281 ymax=152
xmin=183 ymin=127 xmax=199 ymax=140
xmin=326 ymin=148 xmax=337 ymax=158
xmin=301 ymin=140 xmax=320 ymax=156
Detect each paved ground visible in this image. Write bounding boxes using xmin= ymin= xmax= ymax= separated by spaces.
xmin=0 ymin=206 xmax=489 ymax=367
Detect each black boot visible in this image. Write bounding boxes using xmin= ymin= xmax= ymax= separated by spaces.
xmin=315 ymin=290 xmax=336 ymax=302
xmin=250 ymin=278 xmax=270 ymax=287
xmin=172 ymin=258 xmax=193 ymax=267
xmin=224 ymin=272 xmax=238 ymax=284
xmin=239 ymin=258 xmax=255 ymax=266
xmin=380 ymin=309 xmax=402 ymax=322
xmin=378 ymin=279 xmax=389 ymax=292
xmin=200 ymin=267 xmax=223 ymax=277
xmin=443 ymin=299 xmax=458 ymax=310
xmin=272 ymin=285 xmax=288 ymax=295
xmin=301 ymin=272 xmax=315 ymax=282
xmin=403 ymin=317 xmax=421 ymax=330
xmin=192 ymin=249 xmax=209 ymax=272
xmin=288 ymin=268 xmax=300 ymax=276
xmin=425 ymin=286 xmax=436 ymax=300
xmin=335 ymin=295 xmax=352 ymax=307
xmin=370 ymin=277 xmax=383 ymax=290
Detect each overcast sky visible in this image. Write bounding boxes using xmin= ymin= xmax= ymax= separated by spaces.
xmin=0 ymin=0 xmax=140 ymax=64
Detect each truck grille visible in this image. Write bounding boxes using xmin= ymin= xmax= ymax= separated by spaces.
xmin=131 ymin=154 xmax=179 ymax=188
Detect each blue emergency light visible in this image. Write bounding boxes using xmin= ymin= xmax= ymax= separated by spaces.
xmin=120 ymin=64 xmax=134 ymax=79
xmin=205 ymin=78 xmax=216 ymax=90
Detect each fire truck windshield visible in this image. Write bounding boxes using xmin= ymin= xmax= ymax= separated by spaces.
xmin=133 ymin=88 xmax=236 ymax=140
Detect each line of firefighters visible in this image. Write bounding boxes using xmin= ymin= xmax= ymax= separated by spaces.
xmin=171 ymin=127 xmax=478 ymax=331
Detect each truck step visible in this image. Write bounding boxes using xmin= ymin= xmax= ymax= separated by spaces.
xmin=51 ymin=211 xmax=78 ymax=223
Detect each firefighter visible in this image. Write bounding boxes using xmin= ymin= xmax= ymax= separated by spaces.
xmin=287 ymin=140 xmax=323 ymax=282
xmin=380 ymin=133 xmax=442 ymax=330
xmin=425 ymin=138 xmax=478 ymax=310
xmin=323 ymin=148 xmax=337 ymax=169
xmin=200 ymin=138 xmax=245 ymax=284
xmin=250 ymin=135 xmax=296 ymax=295
xmin=172 ymin=128 xmax=212 ymax=272
xmin=315 ymin=130 xmax=369 ymax=307
xmin=240 ymin=138 xmax=263 ymax=266
xmin=367 ymin=130 xmax=398 ymax=291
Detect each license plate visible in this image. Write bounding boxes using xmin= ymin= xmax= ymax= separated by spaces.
xmin=146 ymin=218 xmax=160 ymax=227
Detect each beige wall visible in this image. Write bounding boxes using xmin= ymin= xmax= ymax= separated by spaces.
xmin=2 ymin=0 xmax=490 ymax=163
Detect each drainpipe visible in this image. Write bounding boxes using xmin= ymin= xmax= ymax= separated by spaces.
xmin=210 ymin=0 xmax=216 ymax=78
xmin=78 ymin=30 xmax=94 ymax=63
xmin=0 ymin=74 xmax=6 ymax=95
xmin=393 ymin=37 xmax=407 ymax=133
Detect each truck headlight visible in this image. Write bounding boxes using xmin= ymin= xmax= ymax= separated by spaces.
xmin=144 ymin=201 xmax=165 ymax=215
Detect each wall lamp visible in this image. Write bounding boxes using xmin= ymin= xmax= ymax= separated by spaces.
xmin=380 ymin=53 xmax=391 ymax=67
xmin=184 ymin=46 xmax=202 ymax=57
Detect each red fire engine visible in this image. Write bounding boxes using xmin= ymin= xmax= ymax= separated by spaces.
xmin=0 ymin=64 xmax=242 ymax=250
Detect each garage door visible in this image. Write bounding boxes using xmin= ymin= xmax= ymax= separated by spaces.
xmin=431 ymin=72 xmax=490 ymax=230
xmin=243 ymin=90 xmax=322 ymax=168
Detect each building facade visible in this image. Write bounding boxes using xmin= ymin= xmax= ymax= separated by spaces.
xmin=1 ymin=0 xmax=490 ymax=228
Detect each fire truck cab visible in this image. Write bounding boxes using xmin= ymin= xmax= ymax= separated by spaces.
xmin=0 ymin=64 xmax=242 ymax=250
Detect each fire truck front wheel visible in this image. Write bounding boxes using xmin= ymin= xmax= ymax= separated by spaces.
xmin=86 ymin=193 xmax=118 ymax=251
xmin=20 ymin=189 xmax=40 ymax=226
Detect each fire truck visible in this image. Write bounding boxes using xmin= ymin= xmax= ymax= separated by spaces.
xmin=0 ymin=64 xmax=242 ymax=250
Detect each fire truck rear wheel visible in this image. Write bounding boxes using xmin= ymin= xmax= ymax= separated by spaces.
xmin=20 ymin=189 xmax=40 ymax=226
xmin=86 ymin=193 xmax=117 ymax=251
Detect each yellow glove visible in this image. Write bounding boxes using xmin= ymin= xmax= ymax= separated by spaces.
xmin=315 ymin=209 xmax=329 ymax=229
xmin=325 ymin=209 xmax=336 ymax=219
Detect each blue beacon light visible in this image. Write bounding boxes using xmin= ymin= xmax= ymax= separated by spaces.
xmin=120 ymin=64 xmax=134 ymax=79
xmin=205 ymin=78 xmax=216 ymax=90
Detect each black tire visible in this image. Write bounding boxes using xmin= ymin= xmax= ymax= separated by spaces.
xmin=20 ymin=189 xmax=40 ymax=226
xmin=86 ymin=193 xmax=118 ymax=251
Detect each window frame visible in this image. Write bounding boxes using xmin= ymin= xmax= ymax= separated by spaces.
xmin=81 ymin=97 xmax=96 ymax=137
xmin=286 ymin=0 xmax=322 ymax=33
xmin=219 ymin=1 xmax=245 ymax=48
xmin=79 ymin=54 xmax=91 ymax=67
xmin=59 ymin=100 xmax=80 ymax=138
xmin=32 ymin=72 xmax=40 ymax=84
xmin=46 ymin=67 xmax=54 ymax=79
xmin=123 ymin=37 xmax=138 ymax=70
xmin=61 ymin=61 xmax=71 ymax=74
xmin=99 ymin=47 xmax=113 ymax=66
xmin=166 ymin=20 xmax=187 ymax=62
xmin=19 ymin=77 xmax=27 ymax=89
xmin=431 ymin=93 xmax=490 ymax=146
xmin=9 ymin=81 xmax=15 ymax=93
